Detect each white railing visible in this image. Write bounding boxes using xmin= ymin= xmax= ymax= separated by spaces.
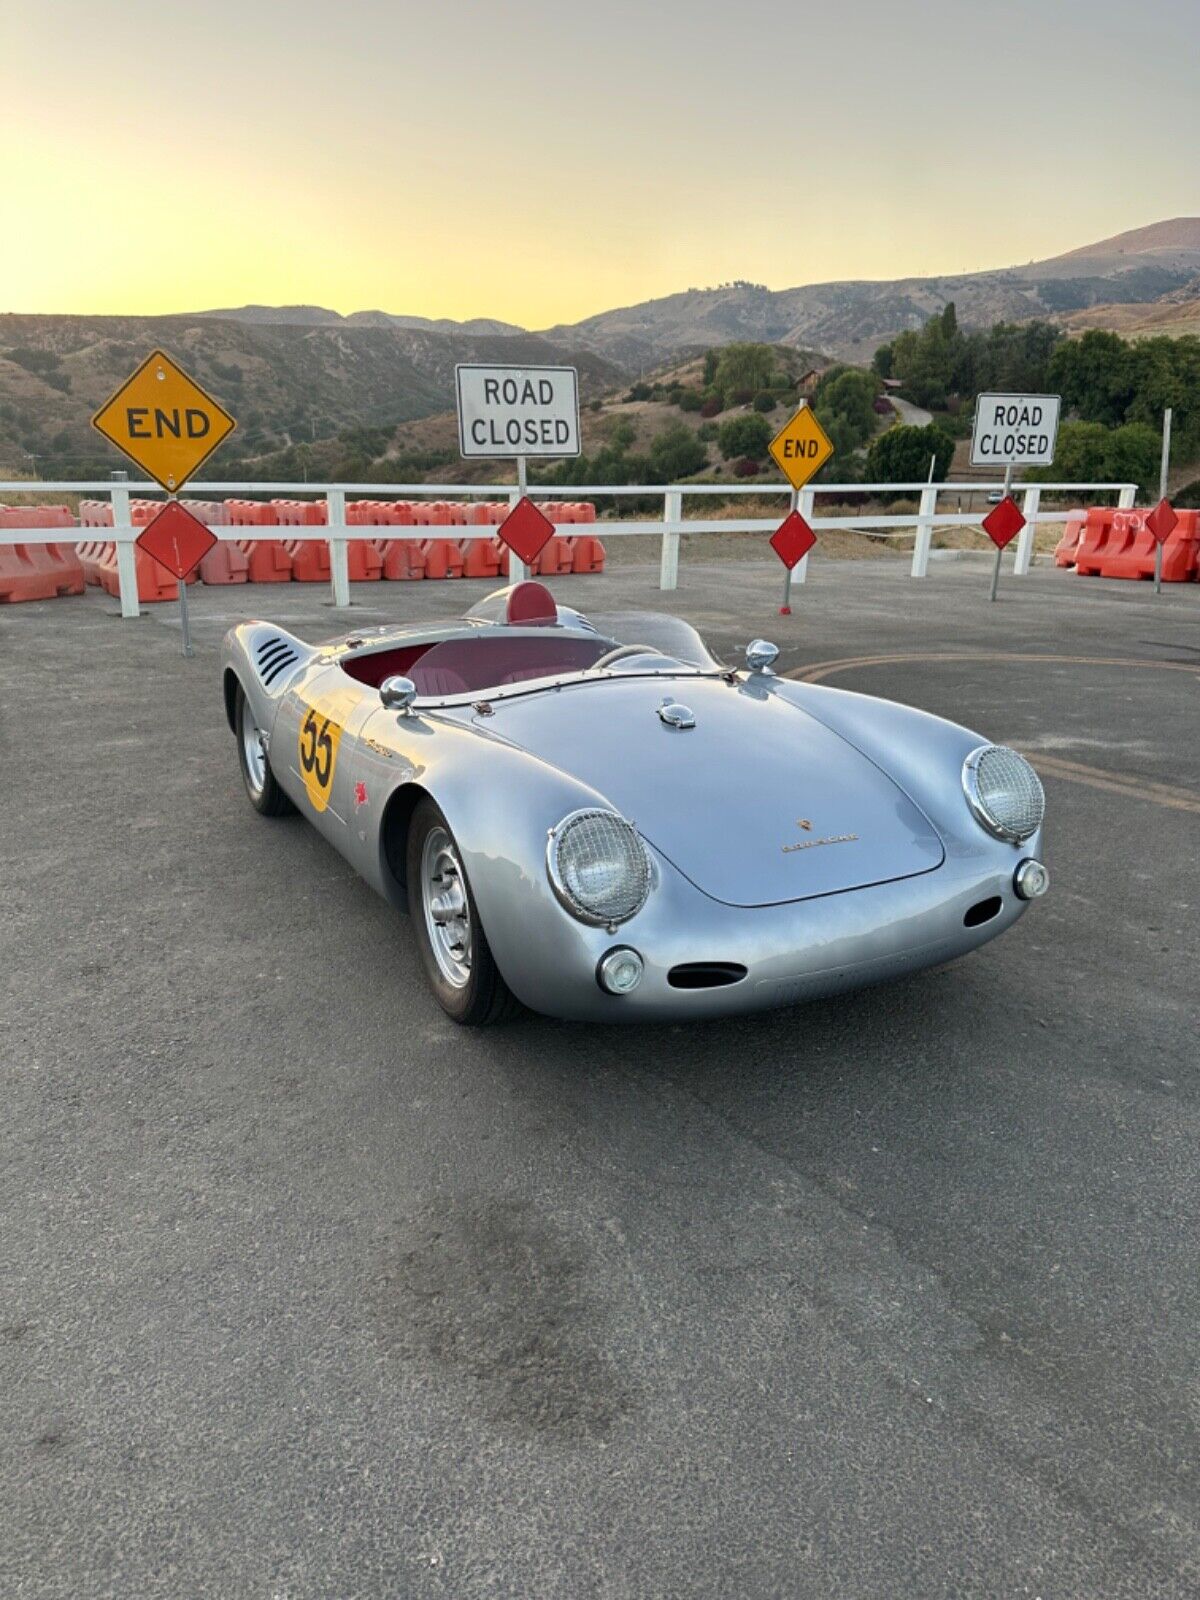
xmin=0 ymin=477 xmax=1138 ymax=619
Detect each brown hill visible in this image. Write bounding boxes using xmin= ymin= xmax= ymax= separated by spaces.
xmin=0 ymin=314 xmax=619 ymax=478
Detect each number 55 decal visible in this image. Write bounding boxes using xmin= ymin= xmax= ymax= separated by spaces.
xmin=298 ymin=704 xmax=344 ymax=812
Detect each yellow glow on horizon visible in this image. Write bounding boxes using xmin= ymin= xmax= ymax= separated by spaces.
xmin=4 ymin=0 xmax=1197 ymax=329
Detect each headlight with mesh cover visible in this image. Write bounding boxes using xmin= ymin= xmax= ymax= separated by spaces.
xmin=962 ymin=746 xmax=1045 ymax=844
xmin=547 ymin=809 xmax=652 ymax=927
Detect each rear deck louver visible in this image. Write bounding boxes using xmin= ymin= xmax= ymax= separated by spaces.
xmin=255 ymin=634 xmax=301 ymax=687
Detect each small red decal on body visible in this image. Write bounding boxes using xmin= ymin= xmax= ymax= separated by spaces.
xmin=354 ymin=781 xmax=368 ymax=808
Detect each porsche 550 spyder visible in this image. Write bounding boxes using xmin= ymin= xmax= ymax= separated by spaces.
xmin=221 ymin=580 xmax=1048 ymax=1025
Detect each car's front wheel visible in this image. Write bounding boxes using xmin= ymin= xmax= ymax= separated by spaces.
xmin=406 ymin=798 xmax=520 ymax=1025
xmin=235 ymin=687 xmax=293 ymax=817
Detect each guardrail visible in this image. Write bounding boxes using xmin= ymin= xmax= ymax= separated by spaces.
xmin=0 ymin=477 xmax=1138 ymax=618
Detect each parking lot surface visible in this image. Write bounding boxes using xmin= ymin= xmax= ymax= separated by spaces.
xmin=2 ymin=555 xmax=1198 ymax=1599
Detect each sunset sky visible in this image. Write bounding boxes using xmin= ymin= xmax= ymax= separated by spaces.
xmin=4 ymin=0 xmax=1198 ymax=327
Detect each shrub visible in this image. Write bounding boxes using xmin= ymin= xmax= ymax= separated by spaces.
xmin=626 ymin=382 xmax=651 ymax=402
xmin=714 ymin=343 xmax=776 ymax=398
xmin=733 ymin=457 xmax=760 ymax=477
xmin=697 ymin=421 xmax=719 ymax=442
xmin=867 ymin=422 xmax=955 ymax=483
xmin=718 ymin=412 xmax=772 ymax=461
xmin=667 ymin=386 xmax=684 ymax=405
xmin=649 ymin=422 xmax=708 ymax=480
xmin=752 ymin=391 xmax=777 ymax=413
xmin=589 ymin=399 xmax=602 ymax=413
xmin=678 ymin=389 xmax=702 ymax=412
xmin=700 ymin=396 xmax=723 ymax=418
xmin=729 ymin=386 xmax=754 ymax=406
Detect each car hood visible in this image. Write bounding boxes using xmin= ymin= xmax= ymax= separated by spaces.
xmin=476 ymin=676 xmax=945 ymax=907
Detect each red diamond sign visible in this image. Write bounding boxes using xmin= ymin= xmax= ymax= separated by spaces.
xmin=497 ymin=496 xmax=555 ymax=566
xmin=770 ymin=510 xmax=816 ymax=570
xmin=1145 ymin=498 xmax=1178 ymax=545
xmin=981 ymin=495 xmax=1025 ymax=550
xmin=136 ymin=501 xmax=216 ymax=579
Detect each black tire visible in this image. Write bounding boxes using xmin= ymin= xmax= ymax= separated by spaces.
xmin=235 ymin=687 xmax=294 ymax=818
xmin=406 ymin=798 xmax=521 ymax=1025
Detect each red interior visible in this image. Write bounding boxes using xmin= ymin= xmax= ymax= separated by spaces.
xmin=506 ymin=580 xmax=558 ymax=624
xmin=340 ymin=633 xmax=608 ymax=695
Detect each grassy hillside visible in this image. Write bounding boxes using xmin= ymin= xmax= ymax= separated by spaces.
xmin=0 ymin=314 xmax=619 ymax=480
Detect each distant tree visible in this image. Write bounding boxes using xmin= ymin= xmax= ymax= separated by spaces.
xmin=700 ymin=394 xmax=724 ymax=418
xmin=714 ymin=343 xmax=777 ymax=398
xmin=678 ymin=389 xmax=703 ymax=412
xmin=626 ymin=382 xmax=652 ymax=402
xmin=649 ymin=422 xmax=708 ymax=479
xmin=752 ymin=391 xmax=777 ymax=412
xmin=1047 ymin=331 xmax=1134 ymax=428
xmin=718 ymin=412 xmax=772 ymax=461
xmin=702 ymin=349 xmax=720 ymax=386
xmin=813 ymin=367 xmax=879 ymax=454
xmin=867 ymin=423 xmax=954 ymax=483
xmin=872 ymin=343 xmax=894 ymax=379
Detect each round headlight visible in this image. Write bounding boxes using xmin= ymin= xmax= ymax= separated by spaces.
xmin=962 ymin=745 xmax=1045 ymax=844
xmin=547 ymin=809 xmax=651 ymax=927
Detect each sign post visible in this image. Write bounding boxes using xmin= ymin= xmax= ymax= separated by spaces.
xmin=970 ymin=394 xmax=1059 ymax=598
xmin=767 ymin=402 xmax=834 ymax=613
xmin=92 ymin=349 xmax=236 ymax=653
xmin=1154 ymin=408 xmax=1173 ymax=595
xmin=134 ymin=502 xmax=217 ymax=657
xmin=455 ymin=364 xmax=580 ymax=582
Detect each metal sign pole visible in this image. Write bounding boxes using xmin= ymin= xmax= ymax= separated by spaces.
xmin=512 ymin=454 xmax=530 ymax=583
xmin=1155 ymin=407 xmax=1172 ymax=596
xmin=167 ymin=492 xmax=194 ymax=658
xmin=989 ymin=463 xmax=1013 ymax=603
xmin=780 ymin=486 xmax=799 ymax=612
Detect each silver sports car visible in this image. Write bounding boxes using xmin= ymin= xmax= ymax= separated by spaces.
xmin=222 ymin=581 xmax=1048 ymax=1024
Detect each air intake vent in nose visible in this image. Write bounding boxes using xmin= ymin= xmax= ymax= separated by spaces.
xmin=667 ymin=962 xmax=747 ymax=989
xmin=255 ymin=635 xmax=301 ymax=686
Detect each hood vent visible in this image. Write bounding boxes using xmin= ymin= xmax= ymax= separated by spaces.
xmin=255 ymin=634 xmax=301 ymax=687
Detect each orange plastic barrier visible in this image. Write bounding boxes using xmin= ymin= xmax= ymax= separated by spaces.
xmin=532 ymin=535 xmax=575 ymax=576
xmin=76 ymin=540 xmax=114 ymax=585
xmin=97 ymin=545 xmax=182 ymax=603
xmin=198 ymin=541 xmax=249 ymax=585
xmin=347 ymin=539 xmax=383 ymax=581
xmin=1095 ymin=508 xmax=1199 ymax=582
xmin=0 ymin=507 xmax=83 ymax=602
xmin=1054 ymin=512 xmax=1087 ymax=568
xmin=571 ymin=535 xmax=606 ymax=573
xmin=285 ymin=538 xmax=331 ymax=582
xmin=421 ymin=538 xmax=465 ymax=579
xmin=238 ymin=539 xmax=293 ymax=582
xmin=1072 ymin=508 xmax=1118 ymax=577
xmin=0 ymin=542 xmax=85 ymax=602
xmin=460 ymin=536 xmax=505 ymax=579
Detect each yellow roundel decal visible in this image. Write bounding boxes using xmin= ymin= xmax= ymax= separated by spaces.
xmin=297 ymin=704 xmax=344 ymax=812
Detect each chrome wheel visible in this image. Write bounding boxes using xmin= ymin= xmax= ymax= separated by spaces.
xmin=421 ymin=826 xmax=472 ymax=989
xmin=241 ymin=707 xmax=268 ymax=796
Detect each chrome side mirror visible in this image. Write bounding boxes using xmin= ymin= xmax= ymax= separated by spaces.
xmin=745 ymin=639 xmax=779 ymax=673
xmin=380 ymin=675 xmax=417 ymax=714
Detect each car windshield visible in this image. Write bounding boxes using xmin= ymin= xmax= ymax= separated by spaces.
xmin=397 ymin=614 xmax=722 ymax=701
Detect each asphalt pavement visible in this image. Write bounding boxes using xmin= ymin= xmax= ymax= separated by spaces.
xmin=2 ymin=552 xmax=1198 ymax=1599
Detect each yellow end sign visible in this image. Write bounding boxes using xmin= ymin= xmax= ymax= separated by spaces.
xmin=92 ymin=349 xmax=236 ymax=492
xmin=769 ymin=404 xmax=834 ymax=490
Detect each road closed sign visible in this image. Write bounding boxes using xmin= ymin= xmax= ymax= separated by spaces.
xmin=970 ymin=393 xmax=1061 ymax=467
xmin=456 ymin=364 xmax=580 ymax=458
